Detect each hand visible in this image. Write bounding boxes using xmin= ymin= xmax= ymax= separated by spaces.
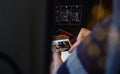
xmin=50 ymin=50 xmax=63 ymax=74
xmin=69 ymin=28 xmax=91 ymax=53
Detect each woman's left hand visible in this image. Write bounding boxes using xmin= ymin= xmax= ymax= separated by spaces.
xmin=69 ymin=28 xmax=91 ymax=53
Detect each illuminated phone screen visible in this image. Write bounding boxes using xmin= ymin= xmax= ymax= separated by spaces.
xmin=52 ymin=39 xmax=71 ymax=52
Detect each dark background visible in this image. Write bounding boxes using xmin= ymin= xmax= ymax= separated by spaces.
xmin=52 ymin=0 xmax=112 ymax=36
xmin=0 ymin=0 xmax=51 ymax=74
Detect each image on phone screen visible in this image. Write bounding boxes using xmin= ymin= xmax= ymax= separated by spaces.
xmin=52 ymin=39 xmax=71 ymax=52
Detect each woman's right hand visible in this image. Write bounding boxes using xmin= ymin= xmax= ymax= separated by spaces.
xmin=50 ymin=50 xmax=63 ymax=74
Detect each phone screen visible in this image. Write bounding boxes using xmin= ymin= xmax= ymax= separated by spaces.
xmin=52 ymin=39 xmax=71 ymax=52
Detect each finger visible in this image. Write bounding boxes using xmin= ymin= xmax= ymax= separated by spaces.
xmin=69 ymin=40 xmax=81 ymax=53
xmin=53 ymin=51 xmax=63 ymax=71
xmin=53 ymin=50 xmax=63 ymax=64
xmin=50 ymin=50 xmax=63 ymax=74
xmin=69 ymin=28 xmax=91 ymax=53
xmin=77 ymin=28 xmax=91 ymax=41
xmin=55 ymin=49 xmax=61 ymax=56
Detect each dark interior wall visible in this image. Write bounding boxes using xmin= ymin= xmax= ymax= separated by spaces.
xmin=0 ymin=0 xmax=31 ymax=73
xmin=0 ymin=0 xmax=50 ymax=74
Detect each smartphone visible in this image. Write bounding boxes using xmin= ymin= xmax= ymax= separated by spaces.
xmin=52 ymin=38 xmax=71 ymax=62
xmin=52 ymin=39 xmax=71 ymax=52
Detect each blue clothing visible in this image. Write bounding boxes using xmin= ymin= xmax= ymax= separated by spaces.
xmin=56 ymin=16 xmax=112 ymax=74
xmin=106 ymin=0 xmax=120 ymax=74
